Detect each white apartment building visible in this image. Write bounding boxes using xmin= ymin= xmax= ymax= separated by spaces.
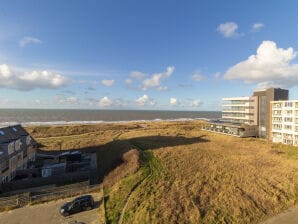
xmin=271 ymin=100 xmax=298 ymax=146
xmin=222 ymin=96 xmax=258 ymax=125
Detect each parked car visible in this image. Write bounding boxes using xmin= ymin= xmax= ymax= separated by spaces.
xmin=60 ymin=195 xmax=94 ymax=216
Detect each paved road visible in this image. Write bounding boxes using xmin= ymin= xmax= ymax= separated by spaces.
xmin=261 ymin=204 xmax=298 ymax=224
xmin=0 ymin=193 xmax=102 ymax=224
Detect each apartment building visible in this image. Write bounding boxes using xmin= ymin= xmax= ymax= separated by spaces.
xmin=270 ymin=100 xmax=298 ymax=146
xmin=204 ymin=88 xmax=289 ymax=138
xmin=0 ymin=125 xmax=37 ymax=184
xmin=222 ymin=96 xmax=258 ymax=125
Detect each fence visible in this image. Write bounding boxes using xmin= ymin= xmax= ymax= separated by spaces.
xmin=1 ymin=170 xmax=98 ymax=193
xmin=0 ymin=193 xmax=30 ymax=211
xmin=0 ymin=182 xmax=101 ymax=211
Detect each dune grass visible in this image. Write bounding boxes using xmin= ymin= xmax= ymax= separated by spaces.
xmin=25 ymin=121 xmax=298 ymax=224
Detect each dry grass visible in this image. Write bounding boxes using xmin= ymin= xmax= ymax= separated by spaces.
xmin=103 ymin=149 xmax=140 ymax=188
xmin=25 ymin=121 xmax=298 ymax=224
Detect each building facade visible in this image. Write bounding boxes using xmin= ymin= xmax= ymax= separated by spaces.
xmin=253 ymin=88 xmax=289 ymax=138
xmin=270 ymin=100 xmax=298 ymax=146
xmin=222 ymin=96 xmax=258 ymax=125
xmin=0 ymin=125 xmax=37 ymax=184
xmin=204 ymin=88 xmax=289 ymax=139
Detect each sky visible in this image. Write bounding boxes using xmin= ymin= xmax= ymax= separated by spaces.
xmin=1 ymin=0 xmax=298 ymax=110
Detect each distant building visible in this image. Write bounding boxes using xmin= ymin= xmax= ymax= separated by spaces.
xmin=270 ymin=100 xmax=298 ymax=146
xmin=204 ymin=88 xmax=289 ymax=139
xmin=0 ymin=125 xmax=37 ymax=184
xmin=253 ymin=88 xmax=289 ymax=138
xmin=222 ymin=96 xmax=258 ymax=125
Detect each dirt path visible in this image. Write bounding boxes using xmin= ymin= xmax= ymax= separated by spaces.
xmin=0 ymin=193 xmax=102 ymax=224
xmin=261 ymin=204 xmax=298 ymax=224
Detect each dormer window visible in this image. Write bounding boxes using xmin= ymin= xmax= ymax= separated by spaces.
xmin=12 ymin=127 xmax=17 ymax=132
xmin=0 ymin=131 xmax=5 ymax=136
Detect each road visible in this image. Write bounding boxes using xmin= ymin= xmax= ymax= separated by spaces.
xmin=0 ymin=193 xmax=102 ymax=224
xmin=261 ymin=204 xmax=298 ymax=224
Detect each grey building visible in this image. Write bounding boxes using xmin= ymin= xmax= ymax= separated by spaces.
xmin=253 ymin=88 xmax=289 ymax=138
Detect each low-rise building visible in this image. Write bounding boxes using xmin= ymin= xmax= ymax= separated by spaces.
xmin=203 ymin=122 xmax=258 ymax=137
xmin=0 ymin=125 xmax=37 ymax=184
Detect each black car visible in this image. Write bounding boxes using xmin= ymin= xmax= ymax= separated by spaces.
xmin=60 ymin=195 xmax=94 ymax=216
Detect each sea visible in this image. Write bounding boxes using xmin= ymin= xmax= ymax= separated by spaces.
xmin=0 ymin=109 xmax=221 ymax=126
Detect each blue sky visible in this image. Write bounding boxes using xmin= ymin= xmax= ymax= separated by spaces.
xmin=1 ymin=0 xmax=298 ymax=110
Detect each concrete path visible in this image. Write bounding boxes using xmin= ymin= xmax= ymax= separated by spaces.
xmin=0 ymin=192 xmax=102 ymax=224
xmin=261 ymin=204 xmax=298 ymax=224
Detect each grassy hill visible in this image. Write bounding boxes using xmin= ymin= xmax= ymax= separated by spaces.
xmin=26 ymin=121 xmax=298 ymax=224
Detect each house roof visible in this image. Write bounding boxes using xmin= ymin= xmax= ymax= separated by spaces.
xmin=0 ymin=125 xmax=30 ymax=144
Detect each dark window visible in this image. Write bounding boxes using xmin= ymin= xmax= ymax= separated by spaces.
xmin=23 ymin=147 xmax=27 ymax=158
xmin=1 ymin=160 xmax=9 ymax=173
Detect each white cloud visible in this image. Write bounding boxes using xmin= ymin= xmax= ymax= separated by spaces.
xmin=169 ymin=98 xmax=179 ymax=106
xmin=142 ymin=66 xmax=174 ymax=91
xmin=0 ymin=98 xmax=10 ymax=106
xmin=224 ymin=40 xmax=298 ymax=88
xmin=0 ymin=64 xmax=69 ymax=91
xmin=190 ymin=99 xmax=202 ymax=107
xmin=125 ymin=79 xmax=133 ymax=84
xmin=191 ymin=71 xmax=205 ymax=81
xmin=252 ymin=23 xmax=264 ymax=32
xmin=217 ymin=22 xmax=239 ymax=38
xmin=19 ymin=36 xmax=42 ymax=47
xmin=101 ymin=79 xmax=114 ymax=87
xmin=213 ymin=72 xmax=221 ymax=79
xmin=54 ymin=96 xmax=79 ymax=105
xmin=130 ymin=71 xmax=146 ymax=79
xmin=136 ymin=94 xmax=156 ymax=106
xmin=99 ymin=96 xmax=113 ymax=107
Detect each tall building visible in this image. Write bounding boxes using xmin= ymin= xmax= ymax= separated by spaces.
xmin=253 ymin=88 xmax=289 ymax=138
xmin=270 ymin=100 xmax=298 ymax=146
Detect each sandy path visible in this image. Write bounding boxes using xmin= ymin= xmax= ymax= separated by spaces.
xmin=0 ymin=193 xmax=102 ymax=224
xmin=261 ymin=204 xmax=298 ymax=224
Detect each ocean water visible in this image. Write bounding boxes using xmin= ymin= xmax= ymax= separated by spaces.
xmin=0 ymin=109 xmax=221 ymax=126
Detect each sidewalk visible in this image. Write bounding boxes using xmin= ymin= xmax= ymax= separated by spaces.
xmin=261 ymin=204 xmax=298 ymax=224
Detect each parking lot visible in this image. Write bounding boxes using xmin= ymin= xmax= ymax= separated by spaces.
xmin=0 ymin=192 xmax=102 ymax=224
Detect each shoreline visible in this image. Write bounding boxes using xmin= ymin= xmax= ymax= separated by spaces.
xmin=0 ymin=117 xmax=212 ymax=127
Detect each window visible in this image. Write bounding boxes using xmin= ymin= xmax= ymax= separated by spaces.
xmin=273 ymin=124 xmax=282 ymax=130
xmin=23 ymin=148 xmax=27 ymax=158
xmin=1 ymin=160 xmax=9 ymax=173
xmin=283 ymin=133 xmax=292 ymax=138
xmin=273 ymin=103 xmax=282 ymax=108
xmin=273 ymin=110 xmax=281 ymax=115
xmin=17 ymin=153 xmax=22 ymax=161
xmin=2 ymin=176 xmax=8 ymax=184
xmin=284 ymin=125 xmax=292 ymax=130
xmin=284 ymin=117 xmax=293 ymax=122
xmin=285 ymin=102 xmax=293 ymax=107
xmin=8 ymin=143 xmax=14 ymax=155
xmin=26 ymin=136 xmax=32 ymax=145
xmin=10 ymin=156 xmax=17 ymax=168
